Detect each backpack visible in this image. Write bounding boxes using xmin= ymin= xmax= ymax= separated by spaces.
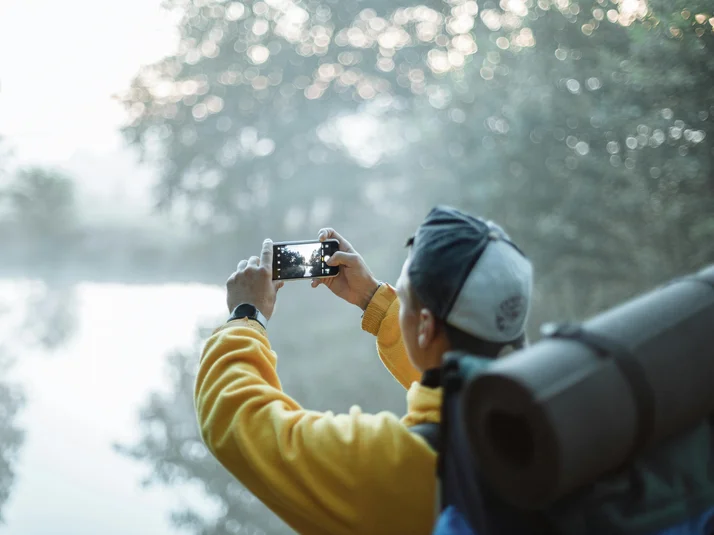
xmin=411 ymin=265 xmax=714 ymax=535
xmin=411 ymin=356 xmax=564 ymax=535
xmin=413 ymin=354 xmax=714 ymax=535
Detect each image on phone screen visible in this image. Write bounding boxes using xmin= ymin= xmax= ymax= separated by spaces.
xmin=273 ymin=240 xmax=340 ymax=281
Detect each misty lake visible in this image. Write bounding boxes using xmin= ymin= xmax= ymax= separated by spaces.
xmin=0 ymin=282 xmax=225 ymax=535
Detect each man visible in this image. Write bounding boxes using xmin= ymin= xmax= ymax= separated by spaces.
xmin=194 ymin=206 xmax=533 ymax=535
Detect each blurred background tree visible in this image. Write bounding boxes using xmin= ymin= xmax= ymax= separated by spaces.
xmin=119 ymin=0 xmax=713 ymax=317
xmin=0 ymin=168 xmax=80 ymax=276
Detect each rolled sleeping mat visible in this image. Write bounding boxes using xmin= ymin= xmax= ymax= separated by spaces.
xmin=462 ymin=264 xmax=714 ymax=510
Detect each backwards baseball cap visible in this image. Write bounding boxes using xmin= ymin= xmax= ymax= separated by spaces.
xmin=407 ymin=206 xmax=533 ymax=344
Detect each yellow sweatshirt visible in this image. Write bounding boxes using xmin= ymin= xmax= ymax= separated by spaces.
xmin=195 ymin=284 xmax=440 ymax=535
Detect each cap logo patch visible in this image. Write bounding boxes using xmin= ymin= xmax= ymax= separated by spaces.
xmin=496 ymin=295 xmax=525 ymax=332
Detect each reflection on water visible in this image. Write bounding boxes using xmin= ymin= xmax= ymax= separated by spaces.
xmin=0 ymin=282 xmax=225 ymax=535
xmin=20 ymin=282 xmax=78 ymax=351
xmin=115 ymin=344 xmax=293 ymax=535
xmin=0 ymin=279 xmax=394 ymax=535
xmin=0 ymin=349 xmax=25 ymax=523
xmin=1 ymin=280 xmax=79 ymax=355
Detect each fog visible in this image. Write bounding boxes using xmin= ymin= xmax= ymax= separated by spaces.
xmin=0 ymin=0 xmax=712 ymax=532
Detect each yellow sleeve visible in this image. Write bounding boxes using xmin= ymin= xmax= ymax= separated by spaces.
xmin=195 ymin=319 xmax=436 ymax=535
xmin=361 ymin=284 xmax=422 ymax=390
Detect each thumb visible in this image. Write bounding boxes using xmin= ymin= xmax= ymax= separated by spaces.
xmin=327 ymin=251 xmax=359 ymax=267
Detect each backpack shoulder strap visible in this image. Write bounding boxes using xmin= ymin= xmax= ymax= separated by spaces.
xmin=410 ymin=422 xmax=443 ymax=525
xmin=410 ymin=422 xmax=441 ymax=453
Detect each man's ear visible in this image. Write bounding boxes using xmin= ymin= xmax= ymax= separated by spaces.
xmin=417 ymin=308 xmax=436 ymax=349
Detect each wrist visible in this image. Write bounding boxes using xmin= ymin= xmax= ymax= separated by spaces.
xmin=361 ymin=283 xmax=396 ymax=335
xmin=228 ymin=303 xmax=269 ymax=329
xmin=359 ymin=280 xmax=382 ymax=311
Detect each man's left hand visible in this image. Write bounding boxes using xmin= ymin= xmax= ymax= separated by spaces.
xmin=226 ymin=239 xmax=284 ymax=319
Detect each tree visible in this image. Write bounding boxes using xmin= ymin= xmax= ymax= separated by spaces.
xmin=119 ymin=0 xmax=713 ymax=313
xmin=118 ymin=0 xmax=494 ymax=242
xmin=278 ymin=247 xmax=306 ymax=279
xmin=308 ymin=247 xmax=322 ymax=277
xmin=386 ymin=0 xmax=714 ymax=326
xmin=0 ymin=167 xmax=80 ymax=272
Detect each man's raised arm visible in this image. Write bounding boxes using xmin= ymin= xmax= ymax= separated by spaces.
xmin=195 ymin=240 xmax=435 ymax=535
xmin=313 ymin=229 xmax=421 ymax=390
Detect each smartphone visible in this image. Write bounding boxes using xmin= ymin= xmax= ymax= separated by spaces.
xmin=272 ymin=239 xmax=340 ymax=281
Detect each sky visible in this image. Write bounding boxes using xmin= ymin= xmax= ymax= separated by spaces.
xmin=281 ymin=243 xmax=324 ymax=263
xmin=0 ymin=0 xmax=181 ymax=220
xmin=0 ymin=0 xmax=179 ymax=164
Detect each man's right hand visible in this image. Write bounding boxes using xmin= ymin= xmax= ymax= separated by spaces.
xmin=312 ymin=228 xmax=380 ymax=311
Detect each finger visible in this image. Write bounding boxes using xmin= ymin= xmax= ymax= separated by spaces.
xmin=327 ymin=251 xmax=359 ymax=267
xmin=318 ymin=228 xmax=354 ymax=252
xmin=275 ymin=281 xmax=285 ymax=291
xmin=311 ymin=279 xmax=322 ymax=288
xmin=237 ymin=259 xmax=248 ymax=271
xmin=260 ymin=239 xmax=273 ymax=268
xmin=248 ymin=256 xmax=260 ymax=267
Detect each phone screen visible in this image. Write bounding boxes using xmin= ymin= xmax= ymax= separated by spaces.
xmin=273 ymin=240 xmax=340 ymax=281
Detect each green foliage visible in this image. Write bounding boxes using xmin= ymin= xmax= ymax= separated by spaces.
xmin=120 ymin=0 xmax=714 ymax=306
xmin=386 ymin=0 xmax=714 ymax=323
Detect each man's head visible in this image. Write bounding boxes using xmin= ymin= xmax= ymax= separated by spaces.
xmin=395 ymin=206 xmax=533 ymax=373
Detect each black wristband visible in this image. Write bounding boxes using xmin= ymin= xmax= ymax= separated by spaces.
xmin=228 ymin=303 xmax=268 ymax=329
